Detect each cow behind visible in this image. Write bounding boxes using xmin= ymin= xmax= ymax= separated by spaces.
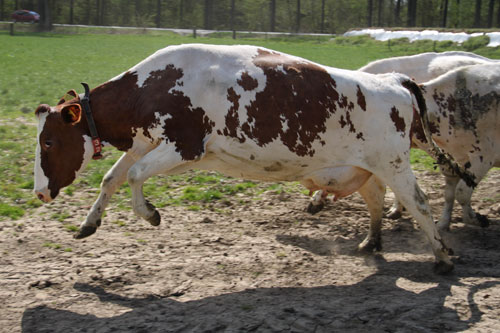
xmin=34 ymin=44 xmax=459 ymax=273
xmin=359 ymin=52 xmax=499 ymax=229
xmin=413 ymin=63 xmax=500 ymax=228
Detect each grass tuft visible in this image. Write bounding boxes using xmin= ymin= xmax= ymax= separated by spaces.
xmin=0 ymin=203 xmax=25 ymax=219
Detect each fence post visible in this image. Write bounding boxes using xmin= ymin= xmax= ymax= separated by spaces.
xmin=10 ymin=23 xmax=14 ymax=36
xmin=232 ymin=30 xmax=236 ymax=39
xmin=193 ymin=28 xmax=197 ymax=38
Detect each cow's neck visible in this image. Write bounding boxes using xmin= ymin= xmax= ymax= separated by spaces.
xmin=85 ymin=75 xmax=141 ymax=152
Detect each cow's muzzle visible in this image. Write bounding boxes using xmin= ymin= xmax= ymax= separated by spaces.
xmin=34 ymin=188 xmax=52 ymax=203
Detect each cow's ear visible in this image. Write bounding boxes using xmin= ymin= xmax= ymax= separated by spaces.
xmin=58 ymin=90 xmax=79 ymax=105
xmin=61 ymin=104 xmax=82 ymax=124
xmin=35 ymin=104 xmax=51 ymax=118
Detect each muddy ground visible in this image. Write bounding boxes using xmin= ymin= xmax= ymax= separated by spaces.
xmin=1 ymin=169 xmax=499 ymax=333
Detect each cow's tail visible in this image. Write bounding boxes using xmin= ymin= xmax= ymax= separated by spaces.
xmin=402 ymin=79 xmax=477 ymax=188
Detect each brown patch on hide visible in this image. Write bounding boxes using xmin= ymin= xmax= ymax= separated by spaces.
xmin=224 ymin=87 xmax=246 ymax=143
xmin=222 ymin=48 xmax=365 ymax=157
xmin=390 ymin=106 xmax=406 ymax=134
xmin=237 ymin=72 xmax=258 ymax=91
xmin=356 ymin=85 xmax=366 ymax=111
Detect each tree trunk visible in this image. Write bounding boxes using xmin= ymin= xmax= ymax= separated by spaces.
xmin=395 ymin=0 xmax=401 ymax=26
xmin=85 ymin=0 xmax=91 ymax=24
xmin=122 ymin=0 xmax=130 ymax=26
xmin=296 ymin=0 xmax=301 ymax=32
xmin=407 ymin=0 xmax=417 ymax=27
xmin=230 ymin=0 xmax=235 ymax=31
xmin=0 ymin=0 xmax=4 ymax=21
xmin=320 ymin=0 xmax=325 ymax=32
xmin=135 ymin=0 xmax=142 ymax=26
xmin=204 ymin=0 xmax=213 ymax=30
xmin=27 ymin=0 xmax=35 ymax=10
xmin=474 ymin=0 xmax=482 ymax=27
xmin=367 ymin=0 xmax=373 ymax=26
xmin=69 ymin=0 xmax=74 ymax=24
xmin=95 ymin=0 xmax=100 ymax=25
xmin=270 ymin=0 xmax=276 ymax=32
xmin=37 ymin=0 xmax=51 ymax=31
xmin=496 ymin=0 xmax=500 ymax=27
xmin=387 ymin=0 xmax=394 ymax=26
xmin=179 ymin=0 xmax=183 ymax=27
xmin=441 ymin=0 xmax=449 ymax=27
xmin=487 ymin=0 xmax=494 ymax=27
xmin=100 ymin=0 xmax=105 ymax=25
xmin=156 ymin=0 xmax=161 ymax=28
xmin=377 ymin=0 xmax=383 ymax=26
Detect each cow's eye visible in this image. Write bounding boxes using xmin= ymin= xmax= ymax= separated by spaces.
xmin=44 ymin=140 xmax=53 ymax=149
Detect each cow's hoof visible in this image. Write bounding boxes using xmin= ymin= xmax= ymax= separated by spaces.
xmin=147 ymin=210 xmax=161 ymax=226
xmin=74 ymin=225 xmax=97 ymax=239
xmin=436 ymin=221 xmax=451 ymax=232
xmin=386 ymin=209 xmax=402 ymax=220
xmin=476 ymin=213 xmax=490 ymax=228
xmin=433 ymin=260 xmax=454 ymax=275
xmin=358 ymin=237 xmax=382 ymax=253
xmin=306 ymin=202 xmax=324 ymax=215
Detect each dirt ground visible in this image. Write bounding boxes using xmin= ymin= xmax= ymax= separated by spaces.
xmin=1 ymin=169 xmax=499 ymax=333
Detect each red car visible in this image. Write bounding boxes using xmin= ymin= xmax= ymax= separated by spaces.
xmin=11 ymin=10 xmax=40 ymax=23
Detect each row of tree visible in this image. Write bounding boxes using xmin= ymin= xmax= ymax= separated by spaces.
xmin=2 ymin=0 xmax=500 ymax=34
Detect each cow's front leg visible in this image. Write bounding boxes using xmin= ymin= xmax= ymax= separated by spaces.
xmin=357 ymin=175 xmax=385 ymax=252
xmin=75 ymin=153 xmax=136 ymax=239
xmin=127 ymin=143 xmax=187 ymax=225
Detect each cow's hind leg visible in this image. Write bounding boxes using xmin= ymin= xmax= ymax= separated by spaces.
xmin=127 ymin=143 xmax=187 ymax=226
xmin=455 ymin=179 xmax=489 ymax=228
xmin=357 ymin=175 xmax=386 ymax=252
xmin=75 ymin=153 xmax=136 ymax=239
xmin=436 ymin=174 xmax=460 ymax=230
xmin=386 ymin=199 xmax=405 ymax=220
xmin=381 ymin=168 xmax=454 ymax=274
xmin=306 ymin=190 xmax=327 ymax=214
xmin=439 ymin=162 xmax=490 ymax=229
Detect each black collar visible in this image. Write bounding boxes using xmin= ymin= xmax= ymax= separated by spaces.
xmin=80 ymin=82 xmax=103 ymax=160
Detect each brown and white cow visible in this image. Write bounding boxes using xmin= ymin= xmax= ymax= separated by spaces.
xmin=360 ymin=52 xmax=499 ymax=229
xmin=34 ymin=44 xmax=464 ymax=273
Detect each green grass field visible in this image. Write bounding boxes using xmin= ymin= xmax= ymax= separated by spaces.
xmin=1 ymin=30 xmax=499 ymax=220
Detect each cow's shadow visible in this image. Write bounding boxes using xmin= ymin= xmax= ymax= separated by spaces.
xmin=21 ymin=253 xmax=499 ymax=333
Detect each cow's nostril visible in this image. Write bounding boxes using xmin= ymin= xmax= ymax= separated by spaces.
xmin=37 ymin=193 xmax=45 ymax=201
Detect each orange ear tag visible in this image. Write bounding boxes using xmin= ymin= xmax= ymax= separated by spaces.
xmin=68 ymin=108 xmax=77 ymax=121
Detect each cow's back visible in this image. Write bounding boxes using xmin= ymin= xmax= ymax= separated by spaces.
xmin=360 ymin=51 xmax=495 ymax=82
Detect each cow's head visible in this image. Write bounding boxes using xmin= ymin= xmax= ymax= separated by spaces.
xmin=34 ymin=90 xmax=94 ymax=202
